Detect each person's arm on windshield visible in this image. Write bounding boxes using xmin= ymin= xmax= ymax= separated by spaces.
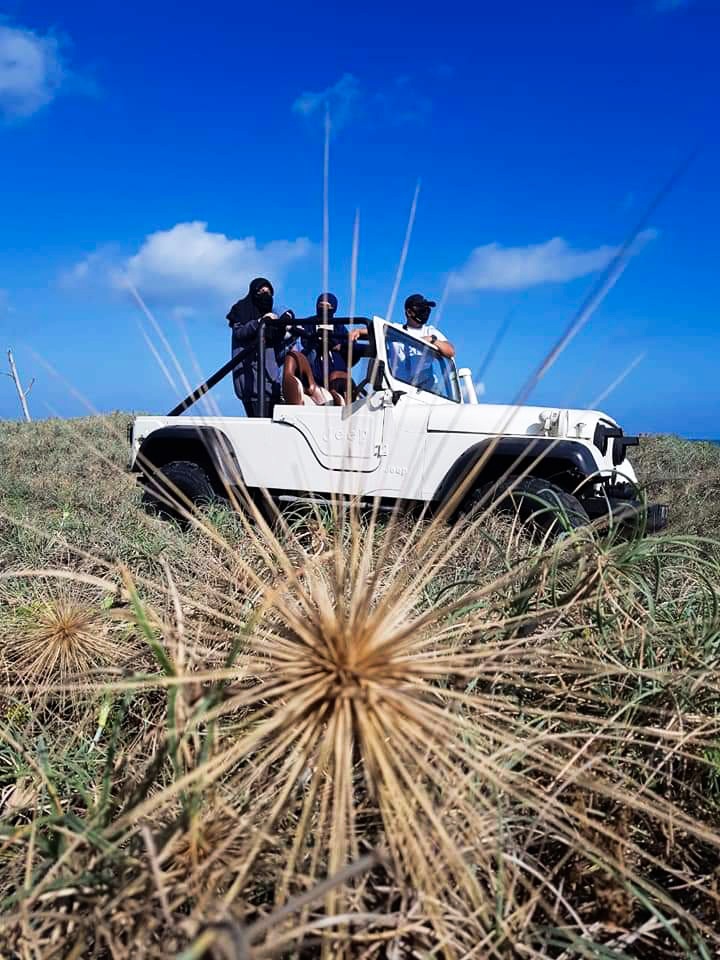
xmin=424 ymin=330 xmax=455 ymax=359
xmin=434 ymin=339 xmax=455 ymax=359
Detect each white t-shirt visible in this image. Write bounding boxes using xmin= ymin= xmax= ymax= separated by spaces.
xmin=388 ymin=322 xmax=448 ymax=385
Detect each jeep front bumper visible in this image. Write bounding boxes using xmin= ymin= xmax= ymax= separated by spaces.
xmin=582 ymin=495 xmax=669 ymax=533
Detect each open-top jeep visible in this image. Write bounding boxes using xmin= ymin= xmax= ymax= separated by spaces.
xmin=128 ymin=314 xmax=668 ymax=536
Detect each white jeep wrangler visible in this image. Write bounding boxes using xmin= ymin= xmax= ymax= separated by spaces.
xmin=128 ymin=315 xmax=668 ymax=536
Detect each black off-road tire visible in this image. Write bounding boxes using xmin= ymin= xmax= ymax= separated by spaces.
xmin=465 ymin=476 xmax=590 ymax=539
xmin=141 ymin=460 xmax=216 ymax=521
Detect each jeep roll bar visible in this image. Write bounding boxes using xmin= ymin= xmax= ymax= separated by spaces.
xmin=167 ymin=317 xmax=373 ymax=417
xmin=258 ymin=317 xmax=372 ymax=417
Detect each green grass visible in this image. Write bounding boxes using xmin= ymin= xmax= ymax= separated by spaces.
xmin=1 ymin=416 xmax=720 ymax=958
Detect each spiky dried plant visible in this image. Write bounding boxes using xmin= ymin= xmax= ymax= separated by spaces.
xmin=3 ymin=586 xmax=133 ymax=690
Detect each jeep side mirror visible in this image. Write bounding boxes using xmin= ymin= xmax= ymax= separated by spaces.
xmin=370 ymin=359 xmax=386 ymax=391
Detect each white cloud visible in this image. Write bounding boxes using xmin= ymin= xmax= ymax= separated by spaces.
xmin=63 ymin=221 xmax=314 ymax=305
xmin=60 ymin=249 xmax=112 ymax=289
xmin=449 ymin=231 xmax=657 ymax=292
xmin=121 ymin=222 xmax=312 ymax=300
xmin=0 ymin=23 xmax=68 ymax=118
xmin=293 ymin=73 xmax=360 ymax=131
xmin=292 ymin=73 xmax=432 ymax=131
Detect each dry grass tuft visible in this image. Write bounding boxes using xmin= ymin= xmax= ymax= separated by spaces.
xmin=1 ymin=585 xmax=134 ymax=694
xmin=8 ymin=595 xmax=111 ymax=681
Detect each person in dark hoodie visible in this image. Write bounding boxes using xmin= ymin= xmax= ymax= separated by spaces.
xmin=300 ymin=293 xmax=366 ymax=386
xmin=226 ymin=278 xmax=295 ymax=417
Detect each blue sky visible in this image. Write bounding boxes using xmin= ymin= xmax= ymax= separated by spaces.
xmin=0 ymin=0 xmax=718 ymax=435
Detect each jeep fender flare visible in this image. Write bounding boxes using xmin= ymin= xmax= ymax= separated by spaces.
xmin=135 ymin=425 xmax=243 ymax=493
xmin=433 ymin=436 xmax=600 ymax=507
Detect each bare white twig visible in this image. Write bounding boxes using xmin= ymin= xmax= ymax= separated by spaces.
xmin=6 ymin=348 xmax=33 ymax=421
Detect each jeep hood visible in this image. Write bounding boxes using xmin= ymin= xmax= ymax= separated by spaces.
xmin=426 ymin=403 xmax=613 ymax=440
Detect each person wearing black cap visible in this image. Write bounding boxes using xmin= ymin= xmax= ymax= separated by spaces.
xmin=402 ymin=294 xmax=455 ymax=358
xmin=388 ymin=294 xmax=455 ymax=389
xmin=226 ymin=277 xmax=295 ymax=417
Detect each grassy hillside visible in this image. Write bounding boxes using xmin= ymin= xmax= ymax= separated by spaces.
xmin=1 ymin=416 xmax=720 ymax=958
xmin=633 ymin=433 xmax=720 ymax=535
xmin=0 ymin=414 xmax=252 ymax=598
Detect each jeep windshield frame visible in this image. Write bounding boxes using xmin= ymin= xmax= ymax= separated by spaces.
xmin=383 ymin=323 xmax=461 ymax=403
